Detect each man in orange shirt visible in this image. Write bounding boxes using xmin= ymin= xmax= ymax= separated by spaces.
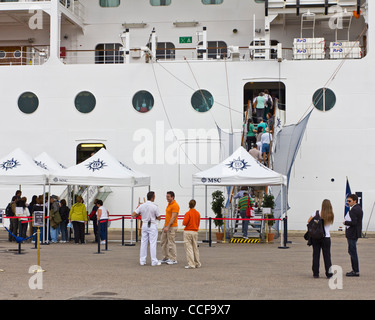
xmin=160 ymin=191 xmax=180 ymax=265
xmin=182 ymin=199 xmax=201 ymax=269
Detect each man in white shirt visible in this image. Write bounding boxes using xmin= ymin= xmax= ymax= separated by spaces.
xmin=260 ymin=128 xmax=273 ymax=165
xmin=132 ymin=191 xmax=161 ymax=266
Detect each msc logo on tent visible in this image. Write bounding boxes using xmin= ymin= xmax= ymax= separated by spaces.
xmin=201 ymin=178 xmax=221 ymax=183
xmin=86 ymin=159 xmax=107 ymax=172
xmin=226 ymin=157 xmax=249 ymax=172
xmin=1 ymin=158 xmax=20 ymax=171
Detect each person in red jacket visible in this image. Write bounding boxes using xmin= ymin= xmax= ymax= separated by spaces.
xmin=182 ymin=200 xmax=201 ymax=269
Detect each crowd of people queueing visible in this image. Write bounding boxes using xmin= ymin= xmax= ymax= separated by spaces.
xmin=246 ymin=89 xmax=275 ymax=166
xmin=4 ymin=189 xmax=202 ymax=270
xmin=4 ymin=190 xmax=109 ymax=245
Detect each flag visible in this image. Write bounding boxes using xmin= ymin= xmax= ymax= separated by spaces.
xmin=345 ymin=177 xmax=352 ymax=217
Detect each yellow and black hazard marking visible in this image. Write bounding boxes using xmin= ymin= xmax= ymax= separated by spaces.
xmin=230 ymin=238 xmax=260 ymax=244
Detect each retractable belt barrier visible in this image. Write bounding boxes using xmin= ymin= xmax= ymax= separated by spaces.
xmin=2 ymin=214 xmax=289 ymax=257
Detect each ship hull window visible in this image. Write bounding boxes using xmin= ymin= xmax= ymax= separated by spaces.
xmin=75 ymin=91 xmax=96 ymax=114
xmin=191 ymin=90 xmax=214 ymax=113
xmin=18 ymin=92 xmax=39 ymax=114
xmin=202 ymin=0 xmax=223 ymax=4
xmin=99 ymin=0 xmax=120 ymax=7
xmin=132 ymin=91 xmax=154 ymax=113
xmin=150 ymin=0 xmax=171 ymax=6
xmin=312 ymin=88 xmax=336 ymax=112
xmin=95 ymin=43 xmax=123 ymax=64
xmin=197 ymin=41 xmax=227 ymax=59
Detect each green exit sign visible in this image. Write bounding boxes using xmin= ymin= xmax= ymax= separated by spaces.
xmin=179 ymin=36 xmax=192 ymax=44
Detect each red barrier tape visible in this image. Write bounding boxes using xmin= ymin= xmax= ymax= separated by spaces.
xmin=3 ymin=215 xmax=280 ymax=223
xmin=107 ymin=215 xmax=281 ymax=222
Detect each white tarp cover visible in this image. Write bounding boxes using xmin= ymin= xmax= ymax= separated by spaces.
xmin=0 ymin=148 xmax=48 ymax=185
xmin=192 ymin=146 xmax=287 ymax=186
xmin=49 ymin=148 xmax=150 ymax=187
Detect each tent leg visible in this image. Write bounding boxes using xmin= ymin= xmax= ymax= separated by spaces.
xmin=202 ymin=185 xmax=209 ymax=243
xmin=126 ymin=187 xmax=135 ymax=247
xmin=278 ymin=184 xmax=289 ymax=249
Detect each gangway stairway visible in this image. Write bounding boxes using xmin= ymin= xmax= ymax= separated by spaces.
xmin=59 ymin=185 xmax=112 ymax=210
xmin=231 ymin=206 xmax=265 ymax=243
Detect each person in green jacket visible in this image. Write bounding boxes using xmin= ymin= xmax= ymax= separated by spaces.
xmin=69 ymin=195 xmax=87 ymax=244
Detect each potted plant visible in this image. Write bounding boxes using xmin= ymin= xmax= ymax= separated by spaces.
xmin=263 ymin=193 xmax=275 ymax=242
xmin=211 ymin=190 xmax=225 ymax=242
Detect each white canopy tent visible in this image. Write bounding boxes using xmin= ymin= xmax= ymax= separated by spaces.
xmin=0 ymin=148 xmax=49 ymax=238
xmin=0 ymin=148 xmax=48 ymax=185
xmin=192 ymin=146 xmax=288 ymax=244
xmin=49 ymin=148 xmax=150 ymax=188
xmin=48 ymin=148 xmax=151 ymax=243
xmin=35 ymin=152 xmax=67 ymax=172
xmin=192 ymin=146 xmax=287 ymax=187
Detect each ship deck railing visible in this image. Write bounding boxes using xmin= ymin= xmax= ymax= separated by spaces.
xmin=0 ymin=44 xmax=365 ymax=66
xmin=0 ymin=0 xmax=85 ymax=21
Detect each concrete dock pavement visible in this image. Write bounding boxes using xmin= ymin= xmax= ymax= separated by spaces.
xmin=0 ymin=229 xmax=374 ymax=300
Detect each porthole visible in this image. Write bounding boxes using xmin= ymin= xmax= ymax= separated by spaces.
xmin=312 ymin=88 xmax=336 ymax=112
xmin=191 ymin=89 xmax=214 ymax=113
xmin=18 ymin=92 xmax=39 ymax=114
xmin=14 ymin=50 xmax=22 ymax=58
xmin=75 ymin=91 xmax=96 ymax=114
xmin=0 ymin=51 xmax=5 ymax=59
xmin=132 ymin=90 xmax=154 ymax=113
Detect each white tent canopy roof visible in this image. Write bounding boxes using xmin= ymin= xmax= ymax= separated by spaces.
xmin=49 ymin=148 xmax=150 ymax=187
xmin=192 ymin=146 xmax=287 ymax=186
xmin=0 ymin=148 xmax=48 ymax=185
xmin=34 ymin=152 xmax=67 ymax=172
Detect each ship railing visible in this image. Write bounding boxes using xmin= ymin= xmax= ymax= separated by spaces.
xmin=59 ymin=46 xmax=283 ymax=64
xmin=0 ymin=46 xmax=49 ymax=66
xmin=60 ymin=45 xmax=364 ymax=64
xmin=59 ymin=0 xmax=85 ymax=20
xmin=0 ymin=44 xmax=365 ymax=66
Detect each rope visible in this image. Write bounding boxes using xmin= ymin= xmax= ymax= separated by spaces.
xmin=3 ymin=225 xmax=36 ymax=244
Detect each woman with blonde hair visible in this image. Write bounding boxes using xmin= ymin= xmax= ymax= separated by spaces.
xmin=307 ymin=199 xmax=334 ymax=278
xmin=69 ymin=195 xmax=87 ymax=244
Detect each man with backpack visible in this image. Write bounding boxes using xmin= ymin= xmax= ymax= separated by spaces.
xmin=6 ymin=195 xmax=19 ymax=242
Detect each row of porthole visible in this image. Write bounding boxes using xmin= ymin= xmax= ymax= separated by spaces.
xmin=17 ymin=87 xmax=336 ymax=114
xmin=0 ymin=50 xmax=22 ymax=59
xmin=17 ymin=90 xmax=215 ymax=114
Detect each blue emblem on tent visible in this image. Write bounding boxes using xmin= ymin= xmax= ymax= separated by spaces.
xmin=86 ymin=158 xmax=107 ymax=172
xmin=35 ymin=160 xmax=48 ymax=170
xmin=226 ymin=157 xmax=249 ymax=172
xmin=1 ymin=158 xmax=20 ymax=171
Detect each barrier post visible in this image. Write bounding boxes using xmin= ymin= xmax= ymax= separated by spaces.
xmin=125 ymin=216 xmax=136 ymax=247
xmin=278 ymin=218 xmax=289 ymax=249
xmin=37 ymin=228 xmax=41 ymax=265
xmin=209 ymin=217 xmax=212 ymax=247
xmin=103 ymin=220 xmax=110 ymax=251
xmin=121 ymin=216 xmax=125 ymax=246
xmin=34 ymin=227 xmax=45 ymax=272
xmin=95 ymin=222 xmax=103 ymax=254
